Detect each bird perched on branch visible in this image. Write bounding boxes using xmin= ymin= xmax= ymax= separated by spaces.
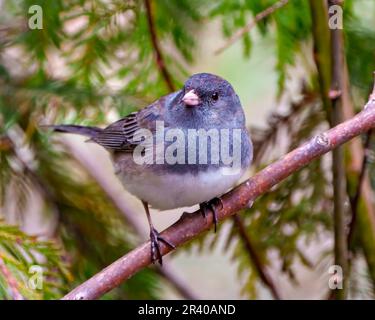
xmin=46 ymin=73 xmax=253 ymax=264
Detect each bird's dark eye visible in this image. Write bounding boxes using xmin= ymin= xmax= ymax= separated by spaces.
xmin=211 ymin=92 xmax=219 ymax=101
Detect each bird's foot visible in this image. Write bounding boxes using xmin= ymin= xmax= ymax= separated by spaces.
xmin=199 ymin=197 xmax=224 ymax=233
xmin=149 ymin=228 xmax=175 ymax=265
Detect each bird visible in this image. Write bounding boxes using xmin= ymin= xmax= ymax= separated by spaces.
xmin=46 ymin=73 xmax=253 ymax=264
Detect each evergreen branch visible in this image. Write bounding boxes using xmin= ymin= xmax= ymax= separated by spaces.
xmin=62 ymin=86 xmax=375 ymax=300
xmin=232 ymin=215 xmax=281 ymax=299
xmin=0 ymin=255 xmax=24 ymax=300
xmin=251 ymin=90 xmax=317 ymax=164
xmin=144 ymin=0 xmax=176 ymax=92
xmin=215 ymin=0 xmax=289 ymax=55
xmin=60 ymin=138 xmax=198 ymax=300
xmin=5 ymin=132 xmax=58 ymax=214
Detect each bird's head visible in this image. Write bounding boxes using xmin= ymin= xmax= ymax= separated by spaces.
xmin=181 ymin=73 xmax=234 ymax=108
xmin=169 ymin=73 xmax=245 ymax=128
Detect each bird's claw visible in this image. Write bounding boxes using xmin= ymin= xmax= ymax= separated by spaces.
xmin=199 ymin=197 xmax=223 ymax=233
xmin=149 ymin=228 xmax=175 ymax=265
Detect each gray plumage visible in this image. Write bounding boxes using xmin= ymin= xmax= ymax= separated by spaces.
xmin=48 ymin=73 xmax=253 ymax=208
xmin=47 ymin=73 xmax=253 ymax=263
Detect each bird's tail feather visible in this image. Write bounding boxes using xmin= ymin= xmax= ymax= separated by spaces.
xmin=44 ymin=125 xmax=102 ymax=139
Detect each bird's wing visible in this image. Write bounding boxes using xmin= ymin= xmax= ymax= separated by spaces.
xmin=93 ymin=95 xmax=170 ymax=152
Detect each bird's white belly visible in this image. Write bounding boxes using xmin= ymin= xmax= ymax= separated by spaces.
xmin=117 ymin=167 xmax=244 ymax=210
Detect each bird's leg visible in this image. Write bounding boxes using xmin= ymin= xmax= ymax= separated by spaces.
xmin=199 ymin=197 xmax=224 ymax=233
xmin=142 ymin=201 xmax=175 ymax=265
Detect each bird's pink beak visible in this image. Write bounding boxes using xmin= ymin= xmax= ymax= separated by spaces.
xmin=182 ymin=90 xmax=200 ymax=107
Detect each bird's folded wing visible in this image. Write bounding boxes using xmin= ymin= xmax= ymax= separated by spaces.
xmin=93 ymin=98 xmax=167 ymax=152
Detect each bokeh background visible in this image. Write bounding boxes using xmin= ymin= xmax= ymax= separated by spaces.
xmin=0 ymin=0 xmax=374 ymax=299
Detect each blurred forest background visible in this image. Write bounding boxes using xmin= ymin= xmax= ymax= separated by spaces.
xmin=0 ymin=0 xmax=374 ymax=300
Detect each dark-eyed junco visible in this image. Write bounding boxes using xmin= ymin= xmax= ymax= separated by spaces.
xmin=48 ymin=73 xmax=253 ymax=264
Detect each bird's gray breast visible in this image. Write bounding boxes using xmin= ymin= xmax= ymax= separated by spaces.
xmin=112 ymin=126 xmax=252 ymax=209
xmin=114 ymin=159 xmax=246 ymax=210
xmin=144 ymin=126 xmax=252 ymax=175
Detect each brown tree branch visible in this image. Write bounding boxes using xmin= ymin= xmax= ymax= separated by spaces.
xmin=144 ymin=0 xmax=175 ymax=92
xmin=232 ymin=215 xmax=281 ymax=299
xmin=62 ymin=89 xmax=375 ymax=300
xmin=215 ymin=0 xmax=289 ymax=55
xmin=0 ymin=255 xmax=24 ymax=300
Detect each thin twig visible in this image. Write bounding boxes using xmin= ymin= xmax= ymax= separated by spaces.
xmin=347 ymin=76 xmax=375 ymax=245
xmin=328 ymin=0 xmax=349 ymax=300
xmin=62 ymin=93 xmax=375 ymax=300
xmin=0 ymin=255 xmax=24 ymax=300
xmin=347 ymin=129 xmax=373 ymax=246
xmin=215 ymin=0 xmax=289 ymax=55
xmin=144 ymin=0 xmax=175 ymax=92
xmin=232 ymin=215 xmax=281 ymax=299
xmin=60 ymin=138 xmax=198 ymax=300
